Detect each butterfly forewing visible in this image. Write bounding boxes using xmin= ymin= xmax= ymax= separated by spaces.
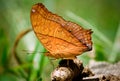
xmin=30 ymin=3 xmax=92 ymax=59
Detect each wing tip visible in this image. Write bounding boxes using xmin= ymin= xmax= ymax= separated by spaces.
xmin=31 ymin=3 xmax=45 ymax=13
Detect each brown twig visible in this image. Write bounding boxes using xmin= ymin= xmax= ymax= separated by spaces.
xmin=11 ymin=28 xmax=32 ymax=64
xmin=51 ymin=59 xmax=94 ymax=81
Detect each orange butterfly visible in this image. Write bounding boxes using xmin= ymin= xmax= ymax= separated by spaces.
xmin=30 ymin=3 xmax=92 ymax=59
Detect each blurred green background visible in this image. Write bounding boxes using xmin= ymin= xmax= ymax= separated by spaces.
xmin=0 ymin=0 xmax=120 ymax=81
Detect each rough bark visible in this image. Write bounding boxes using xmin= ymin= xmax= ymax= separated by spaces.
xmin=51 ymin=59 xmax=120 ymax=81
xmin=51 ymin=59 xmax=93 ymax=81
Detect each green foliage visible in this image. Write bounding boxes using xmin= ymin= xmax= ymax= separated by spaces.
xmin=0 ymin=0 xmax=120 ymax=81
